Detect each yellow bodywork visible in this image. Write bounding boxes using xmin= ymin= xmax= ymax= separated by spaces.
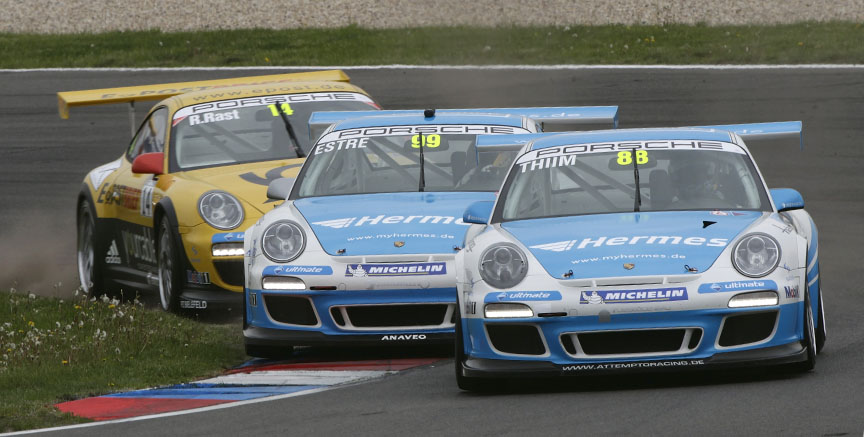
xmin=66 ymin=71 xmax=375 ymax=296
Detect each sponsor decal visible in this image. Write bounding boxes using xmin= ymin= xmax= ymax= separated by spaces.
xmin=784 ymin=285 xmax=800 ymax=298
xmin=579 ymin=287 xmax=688 ymax=304
xmin=180 ymin=300 xmax=208 ymax=309
xmin=187 ymin=109 xmax=240 ymax=126
xmin=381 ymin=334 xmax=427 ymax=341
xmin=174 ymin=92 xmax=373 ymax=116
xmin=698 ymin=280 xmax=777 ymax=294
xmin=314 ymin=215 xmax=468 ymax=229
xmin=345 ymin=262 xmax=447 ymax=277
xmin=531 ymin=236 xmax=728 ymax=253
xmin=263 ymin=265 xmax=333 ymax=276
xmin=186 ymin=270 xmax=211 ymax=285
xmin=465 ymin=301 xmax=476 ymax=315
xmin=121 ymin=229 xmax=156 ymax=264
xmin=212 ymin=232 xmax=246 ymax=244
xmin=89 ymin=159 xmax=121 ymax=188
xmin=248 ymin=292 xmax=257 ymax=307
xmin=104 ymin=240 xmax=121 ymax=264
xmin=346 ymin=233 xmax=456 ymax=242
xmin=485 ymin=291 xmax=563 ymax=302
xmin=561 ymin=359 xmax=705 ymax=371
xmin=319 ymin=124 xmax=522 ymax=143
xmin=313 ymin=137 xmax=370 ymax=155
xmin=140 ymin=182 xmax=155 ymax=217
xmin=239 ymin=163 xmax=303 ymax=188
xmin=710 ymin=210 xmax=730 ymax=216
xmin=516 ymin=140 xmax=744 ymax=172
xmin=96 ymin=184 xmax=142 ymax=210
xmin=623 ymin=263 xmax=635 ymax=270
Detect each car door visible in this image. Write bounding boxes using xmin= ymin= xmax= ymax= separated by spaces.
xmin=106 ymin=107 xmax=169 ymax=282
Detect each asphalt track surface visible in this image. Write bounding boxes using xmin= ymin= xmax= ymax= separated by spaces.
xmin=1 ymin=67 xmax=863 ymax=436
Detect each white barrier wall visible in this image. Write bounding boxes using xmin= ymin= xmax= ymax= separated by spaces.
xmin=1 ymin=0 xmax=862 ymax=34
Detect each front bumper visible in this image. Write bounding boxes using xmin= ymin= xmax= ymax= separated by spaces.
xmin=244 ymin=287 xmax=457 ymax=346
xmin=461 ymin=341 xmax=806 ymax=377
xmin=460 ymin=302 xmax=805 ymax=377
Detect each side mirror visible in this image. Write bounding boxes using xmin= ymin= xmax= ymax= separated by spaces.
xmin=131 ymin=152 xmax=164 ymax=175
xmin=267 ymin=177 xmax=296 ymax=201
xmin=463 ymin=201 xmax=494 ymax=225
xmin=770 ymin=188 xmax=804 ymax=212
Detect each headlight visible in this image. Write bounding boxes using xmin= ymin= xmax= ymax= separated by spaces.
xmin=728 ymin=291 xmax=778 ymax=308
xmin=262 ymin=221 xmax=306 ymax=262
xmin=484 ymin=303 xmax=533 ymax=318
xmin=198 ymin=191 xmax=244 ymax=230
xmin=732 ymin=233 xmax=780 ymax=277
xmin=479 ymin=243 xmax=528 ymax=289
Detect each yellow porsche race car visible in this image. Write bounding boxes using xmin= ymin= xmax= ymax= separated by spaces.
xmin=61 ymin=70 xmax=380 ymax=312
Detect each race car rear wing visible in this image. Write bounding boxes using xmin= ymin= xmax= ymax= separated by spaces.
xmin=57 ymin=70 xmax=351 ymax=136
xmin=691 ymin=121 xmax=803 ymax=149
xmin=475 ymin=133 xmax=561 ymax=151
xmin=307 ymin=106 xmax=619 ymax=143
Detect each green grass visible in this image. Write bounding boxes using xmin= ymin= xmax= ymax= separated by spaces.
xmin=0 ymin=290 xmax=246 ymax=432
xmin=1 ymin=23 xmax=863 ymax=68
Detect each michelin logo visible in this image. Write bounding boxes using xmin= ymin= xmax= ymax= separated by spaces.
xmin=580 ymin=287 xmax=688 ymax=304
xmin=485 ymin=291 xmax=562 ymax=302
xmin=697 ymin=280 xmax=777 ymax=294
xmin=345 ymin=262 xmax=446 ymax=277
xmin=532 ymin=236 xmax=728 ymax=252
xmin=314 ymin=215 xmax=468 ymax=229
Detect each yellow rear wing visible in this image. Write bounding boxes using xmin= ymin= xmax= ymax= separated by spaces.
xmin=57 ymin=70 xmax=351 ymax=119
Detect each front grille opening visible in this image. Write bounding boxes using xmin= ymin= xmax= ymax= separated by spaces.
xmin=330 ymin=307 xmax=346 ymax=327
xmin=688 ymin=329 xmax=703 ymax=349
xmin=578 ymin=329 xmax=686 ymax=355
xmin=264 ymin=295 xmax=318 ymax=326
xmin=561 ymin=334 xmax=578 ymax=355
xmin=487 ymin=324 xmax=546 ymax=355
xmin=213 ymin=260 xmax=244 ymax=287
xmin=346 ymin=304 xmax=448 ymax=327
xmin=719 ymin=311 xmax=777 ymax=347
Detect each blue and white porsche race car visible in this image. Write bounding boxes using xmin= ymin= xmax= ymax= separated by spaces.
xmin=454 ymin=122 xmax=825 ymax=390
xmin=242 ymin=106 xmax=618 ymax=357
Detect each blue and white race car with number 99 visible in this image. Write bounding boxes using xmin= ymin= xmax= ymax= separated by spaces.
xmin=454 ymin=122 xmax=825 ymax=390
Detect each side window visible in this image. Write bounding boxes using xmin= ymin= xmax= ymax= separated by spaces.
xmin=127 ymin=107 xmax=169 ymax=160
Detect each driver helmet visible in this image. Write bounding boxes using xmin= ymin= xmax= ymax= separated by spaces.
xmin=669 ymin=154 xmax=721 ymax=200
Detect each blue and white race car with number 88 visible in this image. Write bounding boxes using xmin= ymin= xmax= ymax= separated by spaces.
xmin=454 ymin=122 xmax=825 ymax=390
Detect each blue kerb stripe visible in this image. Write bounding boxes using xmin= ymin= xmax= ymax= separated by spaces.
xmin=105 ymin=384 xmax=323 ymax=401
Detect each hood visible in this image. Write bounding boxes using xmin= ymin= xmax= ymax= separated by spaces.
xmin=182 ymin=159 xmax=305 ymax=214
xmin=502 ymin=211 xmax=762 ymax=279
xmin=295 ymin=192 xmax=496 ymax=255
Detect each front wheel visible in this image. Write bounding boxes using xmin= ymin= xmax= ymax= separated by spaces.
xmin=815 ymin=271 xmax=826 ymax=353
xmin=795 ymin=291 xmax=817 ymax=372
xmin=77 ymin=200 xmax=106 ymax=298
xmin=157 ymin=217 xmax=182 ymax=313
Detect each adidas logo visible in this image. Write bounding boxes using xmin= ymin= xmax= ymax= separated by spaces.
xmin=105 ymin=240 xmax=121 ymax=264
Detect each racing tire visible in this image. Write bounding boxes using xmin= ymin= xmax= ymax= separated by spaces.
xmin=77 ymin=200 xmax=105 ymax=298
xmin=244 ymin=343 xmax=294 ymax=360
xmin=815 ymin=270 xmax=826 ymax=354
xmin=157 ymin=216 xmax=182 ymax=313
xmin=795 ymin=291 xmax=817 ymax=372
xmin=455 ymin=306 xmax=494 ymax=392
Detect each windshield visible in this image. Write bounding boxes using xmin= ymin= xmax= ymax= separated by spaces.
xmin=498 ymin=141 xmax=770 ymax=221
xmin=169 ymin=92 xmax=377 ymax=171
xmin=295 ymin=124 xmax=530 ymax=198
